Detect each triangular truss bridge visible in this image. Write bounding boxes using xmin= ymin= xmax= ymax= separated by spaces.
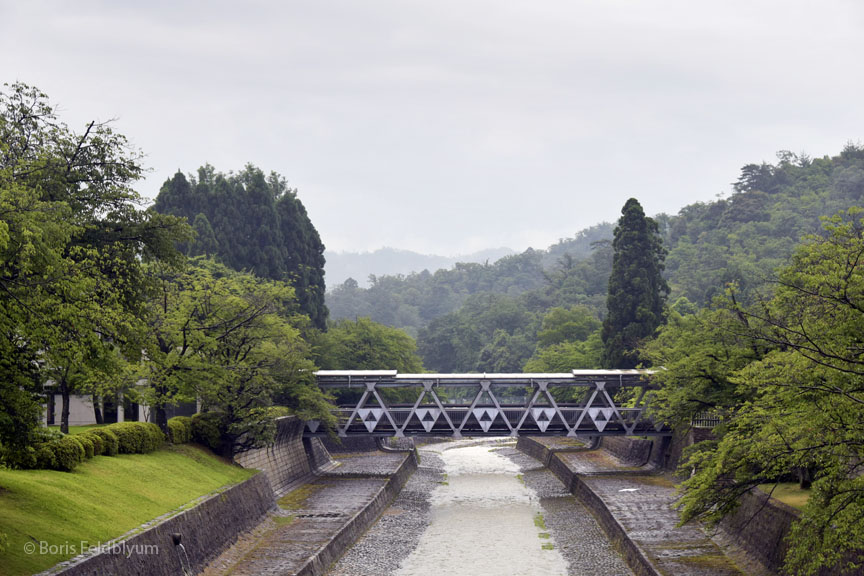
xmin=306 ymin=370 xmax=669 ymax=438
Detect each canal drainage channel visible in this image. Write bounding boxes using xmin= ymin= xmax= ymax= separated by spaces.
xmin=327 ymin=440 xmax=632 ymax=576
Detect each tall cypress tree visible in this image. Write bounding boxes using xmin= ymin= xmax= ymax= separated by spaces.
xmin=602 ymin=198 xmax=668 ymax=368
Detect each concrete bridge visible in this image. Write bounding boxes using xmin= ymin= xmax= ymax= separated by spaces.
xmin=305 ymin=369 xmax=669 ymax=438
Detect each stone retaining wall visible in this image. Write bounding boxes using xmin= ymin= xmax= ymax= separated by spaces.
xmin=44 ymin=472 xmax=275 ymax=576
xmin=234 ymin=416 xmax=313 ymax=497
xmin=293 ymin=449 xmax=419 ymax=576
xmin=517 ymin=437 xmax=663 ymax=576
xmin=599 ymin=436 xmax=653 ymax=465
xmin=303 ymin=436 xmax=336 ymax=472
xmin=719 ymin=488 xmax=797 ymax=574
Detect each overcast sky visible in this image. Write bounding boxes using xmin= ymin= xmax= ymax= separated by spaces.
xmin=3 ymin=0 xmax=864 ymax=255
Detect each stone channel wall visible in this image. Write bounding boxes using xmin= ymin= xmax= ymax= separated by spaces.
xmin=293 ymin=449 xmax=419 ymax=576
xmin=518 ymin=435 xmax=858 ymax=576
xmin=719 ymin=488 xmax=798 ymax=574
xmin=44 ymin=472 xmax=275 ymax=576
xmin=517 ymin=437 xmax=661 ymax=576
xmin=234 ymin=416 xmax=334 ymax=496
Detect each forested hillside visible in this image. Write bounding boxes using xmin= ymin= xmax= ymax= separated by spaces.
xmin=153 ymin=166 xmax=329 ymax=328
xmin=325 ymin=246 xmax=515 ymax=288
xmin=328 ymin=145 xmax=864 ymax=372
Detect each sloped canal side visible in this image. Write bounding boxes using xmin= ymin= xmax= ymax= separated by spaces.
xmin=327 ymin=440 xmax=632 ymax=576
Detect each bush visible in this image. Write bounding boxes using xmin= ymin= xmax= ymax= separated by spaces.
xmin=33 ymin=445 xmax=54 ymax=469
xmin=191 ymin=412 xmax=226 ymax=453
xmin=106 ymin=422 xmax=165 ymax=454
xmin=81 ymin=431 xmax=105 ymax=456
xmin=167 ymin=416 xmax=193 ymax=444
xmin=76 ymin=435 xmax=95 ymax=460
xmin=86 ymin=428 xmax=119 ymax=456
xmin=34 ymin=436 xmax=86 ymax=471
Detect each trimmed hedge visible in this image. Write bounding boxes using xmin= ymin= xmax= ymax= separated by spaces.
xmin=76 ymin=435 xmax=95 ymax=460
xmin=105 ymin=422 xmax=165 ymax=454
xmin=167 ymin=416 xmax=193 ymax=444
xmin=36 ymin=436 xmax=86 ymax=472
xmin=85 ymin=428 xmax=119 ymax=456
xmin=81 ymin=431 xmax=105 ymax=456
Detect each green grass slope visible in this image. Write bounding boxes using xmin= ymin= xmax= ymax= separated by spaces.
xmin=0 ymin=444 xmax=255 ymax=576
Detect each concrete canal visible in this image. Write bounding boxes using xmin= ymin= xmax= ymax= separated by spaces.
xmin=327 ymin=440 xmax=632 ymax=576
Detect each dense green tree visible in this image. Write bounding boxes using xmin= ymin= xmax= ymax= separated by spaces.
xmin=153 ymin=165 xmax=329 ymax=329
xmin=602 ymin=198 xmax=668 ymax=368
xmin=641 ymin=301 xmax=767 ymax=428
xmin=189 ymin=213 xmax=219 ymax=257
xmin=523 ymin=306 xmax=603 ymax=372
xmin=0 ymin=83 xmax=187 ymax=452
xmin=139 ymin=258 xmax=333 ymax=449
xmin=673 ymin=211 xmax=864 ymax=575
xmin=314 ymin=317 xmax=423 ymax=372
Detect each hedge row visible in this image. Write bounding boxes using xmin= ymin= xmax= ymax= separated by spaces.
xmin=167 ymin=416 xmax=193 ymax=444
xmin=27 ymin=422 xmax=165 ymax=472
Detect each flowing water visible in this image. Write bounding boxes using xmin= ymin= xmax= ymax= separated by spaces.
xmin=394 ymin=442 xmax=569 ymax=576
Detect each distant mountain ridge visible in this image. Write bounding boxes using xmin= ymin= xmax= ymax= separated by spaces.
xmin=325 ymin=246 xmax=516 ymax=288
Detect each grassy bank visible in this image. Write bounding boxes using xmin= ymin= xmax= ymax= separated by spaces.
xmin=0 ymin=444 xmax=255 ymax=576
xmin=757 ymin=482 xmax=810 ymax=510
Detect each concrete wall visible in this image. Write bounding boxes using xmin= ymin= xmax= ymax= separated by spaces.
xmin=517 ymin=436 xmax=660 ymax=576
xmin=234 ymin=416 xmax=323 ymax=497
xmin=293 ymin=450 xmax=418 ymax=576
xmin=719 ymin=488 xmax=797 ymax=574
xmin=44 ymin=473 xmax=275 ymax=576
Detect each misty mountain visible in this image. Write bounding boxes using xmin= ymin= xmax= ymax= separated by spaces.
xmin=325 ymin=247 xmax=515 ymax=288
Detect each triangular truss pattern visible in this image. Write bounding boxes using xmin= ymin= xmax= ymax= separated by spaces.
xmin=531 ymin=407 xmax=555 ymax=432
xmin=319 ymin=371 xmax=665 ymax=438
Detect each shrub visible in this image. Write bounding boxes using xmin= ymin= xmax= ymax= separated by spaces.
xmin=167 ymin=416 xmax=193 ymax=444
xmin=35 ymin=436 xmax=86 ymax=471
xmin=82 ymin=431 xmax=105 ymax=456
xmin=76 ymin=435 xmax=95 ymax=460
xmin=191 ymin=412 xmax=226 ymax=453
xmin=33 ymin=445 xmax=54 ymax=469
xmin=87 ymin=428 xmax=119 ymax=456
xmin=106 ymin=422 xmax=165 ymax=454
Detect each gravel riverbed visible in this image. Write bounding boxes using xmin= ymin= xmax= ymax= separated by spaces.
xmin=326 ymin=440 xmax=632 ymax=576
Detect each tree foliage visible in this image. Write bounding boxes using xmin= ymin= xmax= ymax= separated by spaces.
xmin=153 ymin=165 xmax=329 ymax=329
xmin=666 ymin=211 xmax=864 ymax=575
xmin=139 ymin=258 xmax=334 ymax=453
xmin=602 ymin=198 xmax=668 ymax=368
xmin=314 ymin=317 xmax=424 ymax=373
xmin=0 ymin=82 xmax=188 ymax=452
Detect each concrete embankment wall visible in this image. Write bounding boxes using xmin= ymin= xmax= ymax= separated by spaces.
xmin=294 ymin=450 xmax=418 ymax=576
xmin=44 ymin=472 xmax=275 ymax=576
xmin=47 ymin=418 xmax=417 ymax=576
xmin=517 ymin=437 xmax=662 ymax=576
xmin=234 ymin=416 xmax=336 ymax=496
xmin=519 ymin=435 xmax=858 ymax=576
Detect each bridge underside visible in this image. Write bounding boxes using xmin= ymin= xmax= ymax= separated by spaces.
xmin=304 ymin=370 xmax=670 ymax=438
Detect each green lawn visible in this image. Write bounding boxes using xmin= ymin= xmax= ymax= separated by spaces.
xmin=47 ymin=424 xmax=105 ymax=435
xmin=0 ymin=444 xmax=255 ymax=576
xmin=757 ymin=482 xmax=811 ymax=510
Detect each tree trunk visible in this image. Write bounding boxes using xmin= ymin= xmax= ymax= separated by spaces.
xmin=154 ymin=404 xmax=168 ymax=434
xmin=92 ymin=394 xmax=104 ymax=425
xmin=60 ymin=378 xmax=70 ymax=434
xmin=798 ymin=466 xmax=813 ymax=489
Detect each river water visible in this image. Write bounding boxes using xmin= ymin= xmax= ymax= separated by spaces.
xmin=393 ymin=443 xmax=569 ymax=576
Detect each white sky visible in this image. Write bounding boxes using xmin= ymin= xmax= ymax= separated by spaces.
xmin=2 ymin=0 xmax=863 ymax=255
